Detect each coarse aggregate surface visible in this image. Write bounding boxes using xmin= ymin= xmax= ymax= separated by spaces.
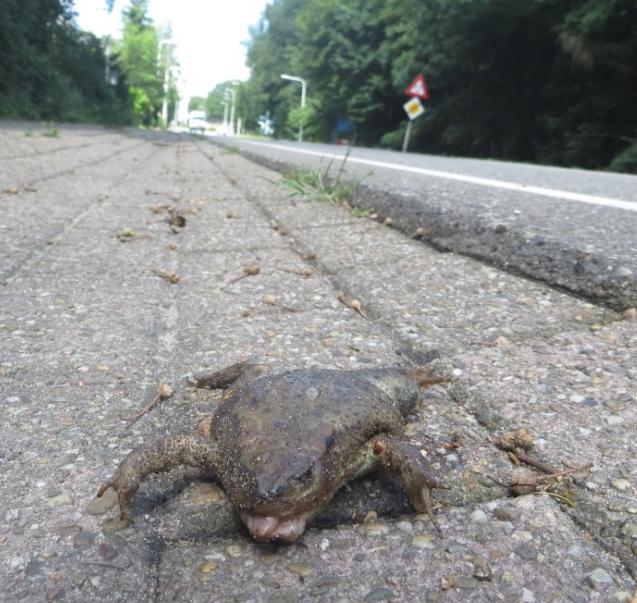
xmin=0 ymin=124 xmax=635 ymax=602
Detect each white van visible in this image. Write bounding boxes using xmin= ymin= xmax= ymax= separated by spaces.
xmin=188 ymin=111 xmax=207 ymax=134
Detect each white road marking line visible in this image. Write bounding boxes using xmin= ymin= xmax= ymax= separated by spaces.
xmin=239 ymin=140 xmax=637 ymax=212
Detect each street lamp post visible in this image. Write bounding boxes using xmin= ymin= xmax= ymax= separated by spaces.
xmin=159 ymin=39 xmax=176 ymax=127
xmin=221 ymin=101 xmax=229 ymax=131
xmin=224 ymin=87 xmax=238 ymax=136
xmin=281 ymin=74 xmax=307 ymax=143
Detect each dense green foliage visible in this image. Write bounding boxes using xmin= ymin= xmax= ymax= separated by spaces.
xmin=0 ymin=0 xmax=129 ymax=122
xmin=0 ymin=0 xmax=177 ymax=127
xmin=240 ymin=0 xmax=637 ymax=171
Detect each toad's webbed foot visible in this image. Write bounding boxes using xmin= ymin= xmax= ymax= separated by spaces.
xmin=372 ymin=434 xmax=447 ymax=531
xmin=185 ymin=360 xmax=267 ymax=390
xmin=96 ymin=434 xmax=219 ymax=521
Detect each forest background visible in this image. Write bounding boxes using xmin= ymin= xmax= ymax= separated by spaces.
xmin=1 ymin=0 xmax=635 ymax=172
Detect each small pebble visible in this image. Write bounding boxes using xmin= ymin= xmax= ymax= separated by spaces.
xmin=514 ymin=542 xmax=537 ymax=561
xmin=364 ymin=587 xmax=395 ymax=602
xmin=361 ymin=522 xmax=389 ymax=536
xmin=287 ymin=562 xmax=314 ymax=577
xmin=411 ymin=534 xmax=435 ymax=549
xmin=48 ymin=493 xmax=72 ymax=507
xmin=470 ymin=509 xmax=488 ymax=524
xmin=621 ymin=521 xmax=637 ymax=539
xmin=199 ymin=561 xmax=218 ymax=574
xmin=100 ymin=518 xmax=130 ymax=533
xmin=72 ymin=531 xmax=95 ymax=551
xmin=622 ymin=307 xmax=637 ymax=321
xmin=86 ymin=489 xmax=118 ymax=514
xmin=586 ymin=567 xmax=613 ymax=588
xmin=521 ymin=588 xmax=536 ymax=603
xmin=611 ymin=479 xmax=630 ymax=491
xmin=472 ymin=557 xmax=492 ymax=581
xmin=98 ymin=543 xmax=118 ymax=561
xmin=226 ymin=544 xmax=241 ymax=558
xmin=190 ymin=483 xmax=223 ymax=504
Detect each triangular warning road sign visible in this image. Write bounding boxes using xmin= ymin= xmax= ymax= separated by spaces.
xmin=405 ymin=73 xmax=429 ymax=100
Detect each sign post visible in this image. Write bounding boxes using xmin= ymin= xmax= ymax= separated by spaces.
xmin=402 ymin=73 xmax=429 ymax=153
xmin=402 ymin=97 xmax=425 ymax=152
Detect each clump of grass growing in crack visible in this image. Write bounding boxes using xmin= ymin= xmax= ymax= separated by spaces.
xmin=350 ymin=207 xmax=371 ymax=218
xmin=223 ymin=146 xmax=240 ymax=155
xmin=280 ymin=149 xmax=367 ymax=212
xmin=42 ymin=122 xmax=59 ymax=138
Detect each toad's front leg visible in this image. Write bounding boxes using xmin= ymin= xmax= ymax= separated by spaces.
xmin=372 ymin=434 xmax=446 ymax=530
xmin=96 ymin=434 xmax=219 ymax=521
xmin=186 ymin=360 xmax=267 ymax=390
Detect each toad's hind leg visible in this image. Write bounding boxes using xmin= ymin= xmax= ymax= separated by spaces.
xmin=96 ymin=434 xmax=219 ymax=521
xmin=373 ymin=434 xmax=446 ymax=531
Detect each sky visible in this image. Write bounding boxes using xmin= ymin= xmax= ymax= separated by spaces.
xmin=73 ymin=0 xmax=269 ymax=105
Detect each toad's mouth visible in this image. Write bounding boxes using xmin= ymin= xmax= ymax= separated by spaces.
xmin=240 ymin=512 xmax=307 ymax=542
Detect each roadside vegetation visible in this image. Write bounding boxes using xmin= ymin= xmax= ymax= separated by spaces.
xmin=0 ymin=0 xmax=176 ymax=126
xmin=280 ymin=151 xmax=368 ymax=211
xmin=2 ymin=0 xmax=635 ymax=172
xmin=235 ymin=0 xmax=637 ymax=173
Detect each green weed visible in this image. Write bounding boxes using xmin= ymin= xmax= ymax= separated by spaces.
xmin=42 ymin=122 xmax=59 ymax=137
xmin=280 ymin=150 xmax=364 ymax=208
xmin=350 ymin=207 xmax=371 ymax=218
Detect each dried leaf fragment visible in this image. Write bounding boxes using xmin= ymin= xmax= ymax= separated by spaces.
xmin=263 ymin=293 xmax=300 ymax=313
xmin=350 ymin=299 xmax=368 ymax=318
xmin=229 ymin=263 xmax=261 ymax=283
xmin=496 ymin=427 xmax=534 ymax=452
xmin=125 ymin=382 xmax=174 ymax=422
xmin=153 ymin=269 xmax=181 ymax=284
xmin=168 ymin=207 xmax=187 ymax=228
xmin=150 ymin=203 xmax=174 ymax=214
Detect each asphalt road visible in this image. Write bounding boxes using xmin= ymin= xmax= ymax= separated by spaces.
xmin=1 ymin=123 xmax=635 ymax=601
xmin=214 ymin=137 xmax=637 ymax=310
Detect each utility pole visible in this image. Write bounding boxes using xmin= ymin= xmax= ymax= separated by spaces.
xmin=224 ymin=85 xmax=239 ymax=136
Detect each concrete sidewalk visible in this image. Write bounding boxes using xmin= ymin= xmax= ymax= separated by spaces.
xmin=0 ymin=125 xmax=635 ymax=602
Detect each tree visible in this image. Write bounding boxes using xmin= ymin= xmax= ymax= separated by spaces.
xmin=188 ymin=96 xmax=206 ymax=112
xmin=0 ymin=0 xmax=129 ymax=122
xmin=243 ymin=0 xmax=636 ymax=171
xmin=116 ymin=0 xmax=163 ymax=126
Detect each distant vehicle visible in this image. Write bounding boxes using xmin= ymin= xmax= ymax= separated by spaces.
xmin=188 ymin=110 xmax=207 ymax=134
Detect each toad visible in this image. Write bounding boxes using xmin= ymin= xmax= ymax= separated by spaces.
xmin=96 ymin=362 xmax=446 ymax=542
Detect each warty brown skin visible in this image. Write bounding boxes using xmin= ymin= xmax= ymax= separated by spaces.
xmin=96 ymin=363 xmax=445 ymax=542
